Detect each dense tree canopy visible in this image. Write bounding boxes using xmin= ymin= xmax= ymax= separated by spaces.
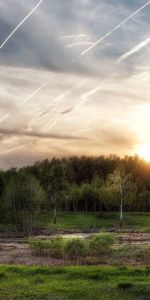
xmin=0 ymin=155 xmax=150 ymax=231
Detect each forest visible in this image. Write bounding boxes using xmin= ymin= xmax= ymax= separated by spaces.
xmin=0 ymin=155 xmax=150 ymax=234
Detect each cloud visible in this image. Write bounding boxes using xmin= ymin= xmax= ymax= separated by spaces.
xmin=61 ymin=108 xmax=74 ymax=115
xmin=0 ymin=128 xmax=86 ymax=141
xmin=117 ymin=37 xmax=150 ymax=62
xmin=0 ymin=0 xmax=44 ymax=49
xmin=80 ymin=0 xmax=150 ymax=56
xmin=0 ymin=0 xmax=150 ymax=168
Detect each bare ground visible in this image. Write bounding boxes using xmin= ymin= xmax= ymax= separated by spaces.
xmin=0 ymin=232 xmax=150 ymax=266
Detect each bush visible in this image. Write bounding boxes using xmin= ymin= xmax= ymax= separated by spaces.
xmin=29 ymin=234 xmax=115 ymax=261
xmin=28 ymin=236 xmax=65 ymax=258
xmin=65 ymin=238 xmax=88 ymax=260
xmin=28 ymin=238 xmax=48 ymax=256
xmin=89 ymin=233 xmax=114 ymax=255
xmin=47 ymin=236 xmax=64 ymax=258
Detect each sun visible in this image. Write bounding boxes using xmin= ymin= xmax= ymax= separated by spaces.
xmin=136 ymin=145 xmax=150 ymax=162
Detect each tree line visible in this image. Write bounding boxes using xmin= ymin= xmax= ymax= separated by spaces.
xmin=0 ymin=155 xmax=150 ymax=233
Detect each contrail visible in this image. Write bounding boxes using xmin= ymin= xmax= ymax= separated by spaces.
xmin=66 ymin=41 xmax=93 ymax=49
xmin=81 ymin=0 xmax=150 ymax=56
xmin=0 ymin=82 xmax=47 ymax=124
xmin=61 ymin=34 xmax=88 ymax=40
xmin=75 ymin=86 xmax=101 ymax=109
xmin=72 ymin=126 xmax=100 ymax=135
xmin=43 ymin=86 xmax=101 ymax=131
xmin=30 ymin=79 xmax=88 ymax=129
xmin=117 ymin=37 xmax=150 ymax=63
xmin=0 ymin=144 xmax=24 ymax=155
xmin=0 ymin=0 xmax=44 ymax=49
xmin=17 ymin=82 xmax=47 ymax=107
xmin=0 ymin=113 xmax=11 ymax=124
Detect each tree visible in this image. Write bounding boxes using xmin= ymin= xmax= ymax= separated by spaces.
xmin=107 ymin=167 xmax=137 ymax=227
xmin=91 ymin=174 xmax=104 ymax=212
xmin=4 ymin=174 xmax=45 ymax=233
xmin=48 ymin=160 xmax=66 ymax=224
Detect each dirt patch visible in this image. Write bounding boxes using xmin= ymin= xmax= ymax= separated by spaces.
xmin=118 ymin=233 xmax=150 ymax=244
xmin=0 ymin=232 xmax=150 ymax=266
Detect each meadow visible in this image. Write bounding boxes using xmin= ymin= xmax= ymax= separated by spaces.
xmin=34 ymin=212 xmax=150 ymax=232
xmin=0 ymin=265 xmax=150 ymax=300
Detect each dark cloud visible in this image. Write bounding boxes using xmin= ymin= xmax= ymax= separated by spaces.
xmin=0 ymin=128 xmax=86 ymax=140
xmin=61 ymin=107 xmax=74 ymax=115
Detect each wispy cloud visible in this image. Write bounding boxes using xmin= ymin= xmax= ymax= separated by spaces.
xmin=0 ymin=82 xmax=47 ymax=124
xmin=0 ymin=127 xmax=86 ymax=140
xmin=66 ymin=41 xmax=93 ymax=49
xmin=31 ymin=80 xmax=88 ymax=129
xmin=17 ymin=82 xmax=47 ymax=107
xmin=81 ymin=0 xmax=150 ymax=56
xmin=0 ymin=113 xmax=11 ymax=124
xmin=43 ymin=86 xmax=101 ymax=131
xmin=61 ymin=34 xmax=88 ymax=40
xmin=0 ymin=0 xmax=150 ymax=168
xmin=117 ymin=37 xmax=150 ymax=62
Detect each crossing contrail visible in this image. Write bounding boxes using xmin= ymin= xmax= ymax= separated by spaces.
xmin=43 ymin=86 xmax=101 ymax=131
xmin=81 ymin=0 xmax=150 ymax=56
xmin=0 ymin=0 xmax=44 ymax=49
xmin=117 ymin=37 xmax=150 ymax=63
xmin=29 ymin=79 xmax=88 ymax=129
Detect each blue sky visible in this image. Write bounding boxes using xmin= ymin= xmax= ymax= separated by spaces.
xmin=0 ymin=0 xmax=150 ymax=168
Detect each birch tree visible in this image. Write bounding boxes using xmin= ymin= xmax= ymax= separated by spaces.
xmin=107 ymin=167 xmax=137 ymax=227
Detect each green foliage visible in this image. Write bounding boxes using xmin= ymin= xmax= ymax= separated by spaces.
xmin=3 ymin=173 xmax=45 ymax=233
xmin=89 ymin=233 xmax=114 ymax=255
xmin=135 ymin=246 xmax=150 ymax=263
xmin=29 ymin=234 xmax=115 ymax=261
xmin=1 ymin=155 xmax=150 ymax=231
xmin=29 ymin=236 xmax=64 ymax=258
xmin=65 ymin=238 xmax=88 ymax=259
xmin=0 ymin=265 xmax=150 ymax=300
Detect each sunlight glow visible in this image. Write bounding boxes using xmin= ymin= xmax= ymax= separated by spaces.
xmin=137 ymin=145 xmax=150 ymax=162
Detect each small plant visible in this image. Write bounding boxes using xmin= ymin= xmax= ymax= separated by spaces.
xmin=135 ymin=247 xmax=150 ymax=263
xmin=89 ymin=233 xmax=114 ymax=255
xmin=65 ymin=238 xmax=88 ymax=260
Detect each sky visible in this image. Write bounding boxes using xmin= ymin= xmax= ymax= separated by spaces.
xmin=0 ymin=0 xmax=150 ymax=169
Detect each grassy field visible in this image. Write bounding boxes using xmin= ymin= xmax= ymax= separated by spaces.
xmin=34 ymin=212 xmax=150 ymax=232
xmin=0 ymin=265 xmax=150 ymax=300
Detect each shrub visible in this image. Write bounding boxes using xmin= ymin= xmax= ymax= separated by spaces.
xmin=47 ymin=236 xmax=64 ymax=258
xmin=28 ymin=236 xmax=65 ymax=258
xmin=89 ymin=233 xmax=114 ymax=255
xmin=65 ymin=238 xmax=88 ymax=260
xmin=28 ymin=238 xmax=47 ymax=256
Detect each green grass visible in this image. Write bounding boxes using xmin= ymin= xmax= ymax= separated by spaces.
xmin=34 ymin=212 xmax=150 ymax=232
xmin=0 ymin=265 xmax=150 ymax=299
